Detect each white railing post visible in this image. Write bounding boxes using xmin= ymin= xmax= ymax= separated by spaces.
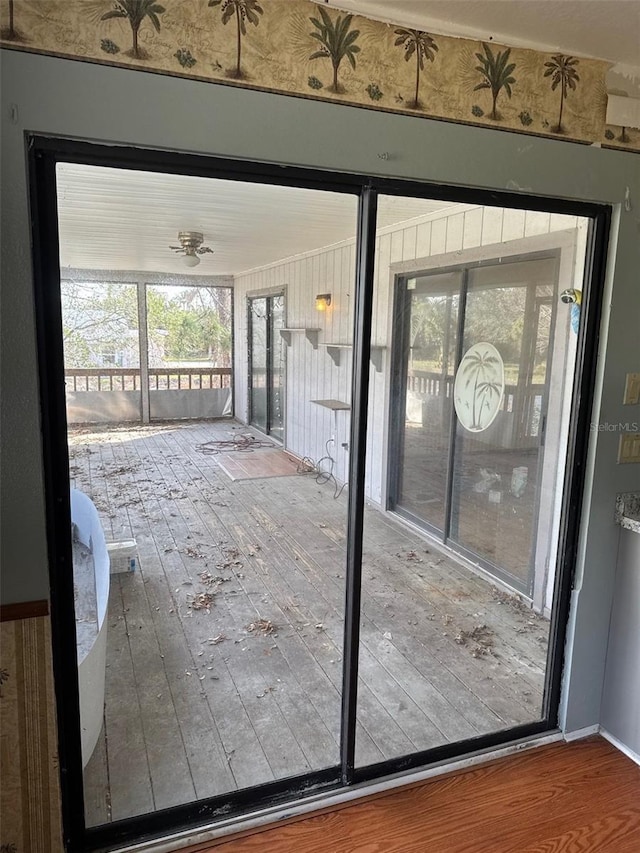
xmin=137 ymin=280 xmax=150 ymax=424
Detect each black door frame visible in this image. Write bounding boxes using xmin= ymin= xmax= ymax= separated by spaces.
xmin=388 ymin=250 xmax=561 ymax=596
xmin=247 ymin=291 xmax=285 ymax=439
xmin=27 ymin=134 xmax=610 ymax=852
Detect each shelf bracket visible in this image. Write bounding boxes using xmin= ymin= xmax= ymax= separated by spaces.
xmin=305 ymin=329 xmax=320 ymax=349
xmin=326 ymin=345 xmax=342 ymax=367
xmin=279 ymin=328 xmax=320 ymax=350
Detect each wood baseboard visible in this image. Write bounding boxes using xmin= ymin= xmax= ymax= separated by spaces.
xmin=0 ymin=600 xmax=49 ymax=622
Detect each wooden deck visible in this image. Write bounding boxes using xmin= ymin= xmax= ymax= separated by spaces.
xmin=68 ymin=420 xmax=549 ymax=827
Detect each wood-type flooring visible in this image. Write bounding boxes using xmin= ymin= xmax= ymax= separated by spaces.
xmin=200 ymin=738 xmax=640 ymax=853
xmin=68 ymin=420 xmax=549 ymax=826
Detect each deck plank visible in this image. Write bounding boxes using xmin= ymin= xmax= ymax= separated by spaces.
xmin=102 ymin=578 xmax=155 ymax=821
xmin=76 ymin=420 xmax=550 ymax=822
xmin=129 ymin=429 xmax=276 ymax=793
xmin=118 ymin=466 xmax=239 ymax=801
xmin=82 ymin=718 xmax=110 ymax=826
xmin=262 ymin=478 xmax=525 ymax=731
xmin=152 ymin=430 xmax=355 ymax=773
xmin=169 ymin=427 xmax=388 ymax=766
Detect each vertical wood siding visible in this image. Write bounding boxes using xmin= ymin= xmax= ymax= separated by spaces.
xmin=233 ymin=205 xmax=580 ymax=505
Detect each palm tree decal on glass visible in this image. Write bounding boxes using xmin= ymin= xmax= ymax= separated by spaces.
xmin=309 ymin=6 xmax=361 ymax=94
xmin=101 ymin=0 xmax=165 ymax=60
xmin=543 ymin=54 xmax=579 ymax=134
xmin=394 ymin=28 xmax=438 ymax=109
xmin=208 ymin=0 xmax=263 ymax=80
xmin=474 ymin=43 xmax=516 ymax=121
xmin=454 ymin=343 xmax=505 ymax=433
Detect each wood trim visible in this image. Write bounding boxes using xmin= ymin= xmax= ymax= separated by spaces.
xmin=0 ymin=600 xmax=49 ymax=622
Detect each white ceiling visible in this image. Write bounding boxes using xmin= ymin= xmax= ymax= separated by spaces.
xmin=337 ymin=0 xmax=640 ymax=65
xmin=56 ymin=3 xmax=639 ymax=275
xmin=332 ymin=0 xmax=640 ymax=92
xmin=56 ymin=164 xmax=455 ymax=275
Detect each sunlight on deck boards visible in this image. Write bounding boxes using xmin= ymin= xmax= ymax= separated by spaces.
xmin=68 ymin=419 xmax=549 ymax=825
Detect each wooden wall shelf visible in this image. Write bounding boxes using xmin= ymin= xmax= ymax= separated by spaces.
xmin=279 ymin=328 xmax=320 ymax=349
xmin=311 ymin=399 xmax=351 ymax=411
xmin=322 ymin=344 xmax=385 ymax=372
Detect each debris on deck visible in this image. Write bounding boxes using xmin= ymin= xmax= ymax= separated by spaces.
xmin=73 ymin=421 xmax=549 ymax=825
xmin=246 ymin=618 xmax=277 ymax=635
xmin=205 ymin=634 xmax=226 ymax=645
xmin=195 ymin=433 xmax=276 ymax=455
xmin=199 ymin=571 xmax=230 ymax=588
xmin=492 ymin=588 xmax=531 ymax=613
xmin=455 ymin=624 xmax=495 ymax=658
xmin=397 ymin=550 xmax=423 ymax=562
xmin=186 ymin=591 xmax=217 ymax=613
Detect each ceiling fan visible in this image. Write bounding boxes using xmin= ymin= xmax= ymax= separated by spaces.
xmin=169 ymin=231 xmax=214 ymax=267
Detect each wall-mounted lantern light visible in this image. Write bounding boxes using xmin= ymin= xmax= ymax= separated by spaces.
xmin=315 ymin=293 xmax=332 ymax=311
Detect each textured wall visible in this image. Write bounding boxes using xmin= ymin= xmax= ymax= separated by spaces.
xmin=234 ymin=203 xmax=585 ymax=507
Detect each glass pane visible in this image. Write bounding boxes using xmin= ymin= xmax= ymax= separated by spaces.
xmin=147 ymin=284 xmax=232 ymax=420
xmin=56 ymin=162 xmax=357 ymax=825
xmin=250 ymin=296 xmax=268 ymax=432
xmin=61 ymin=280 xmax=141 ymax=423
xmin=395 ymin=273 xmax=460 ymax=532
xmin=449 ymin=258 xmax=558 ymax=590
xmin=270 ymin=294 xmax=286 ymax=441
xmin=357 ymin=195 xmax=588 ymax=766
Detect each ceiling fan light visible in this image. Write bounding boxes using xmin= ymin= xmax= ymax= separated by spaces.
xmin=183 ymin=253 xmax=201 ymax=268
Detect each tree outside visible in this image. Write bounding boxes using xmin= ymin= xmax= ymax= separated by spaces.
xmin=146 ymin=285 xmax=232 ymax=367
xmin=62 ymin=282 xmax=140 ymax=368
xmin=61 ymin=282 xmax=232 ymax=370
xmin=408 ymin=285 xmax=542 ymax=386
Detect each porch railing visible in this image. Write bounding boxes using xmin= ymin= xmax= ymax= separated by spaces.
xmin=65 ymin=367 xmax=232 ymax=392
xmin=407 ymin=370 xmax=545 ymax=439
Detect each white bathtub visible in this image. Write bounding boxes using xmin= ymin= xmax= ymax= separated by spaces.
xmin=71 ymin=488 xmax=110 ymax=768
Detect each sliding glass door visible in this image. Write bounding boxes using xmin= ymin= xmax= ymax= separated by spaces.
xmin=450 ymin=259 xmax=556 ymax=590
xmin=30 ymin=139 xmax=607 ymax=852
xmin=393 ymin=272 xmax=461 ymax=534
xmin=390 ymin=255 xmax=558 ymax=594
xmin=248 ymin=292 xmax=285 ymax=440
xmin=356 ymin=194 xmax=594 ymax=770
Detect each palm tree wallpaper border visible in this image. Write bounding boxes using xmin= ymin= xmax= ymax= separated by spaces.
xmin=1 ymin=0 xmax=637 ymax=153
